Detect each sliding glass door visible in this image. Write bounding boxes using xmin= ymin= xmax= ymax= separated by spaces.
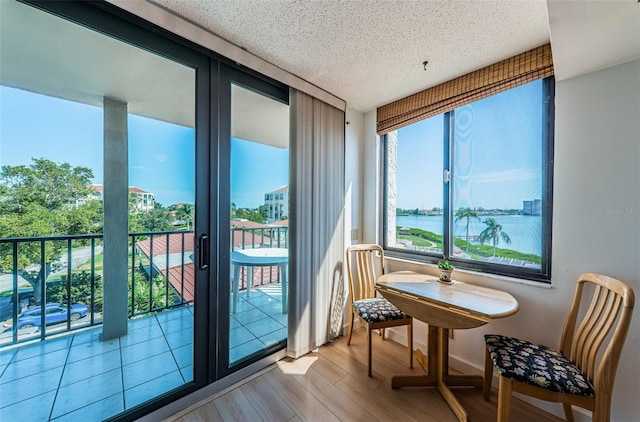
xmin=219 ymin=67 xmax=290 ymax=373
xmin=1 ymin=2 xmax=292 ymax=420
xmin=0 ymin=1 xmax=208 ymax=420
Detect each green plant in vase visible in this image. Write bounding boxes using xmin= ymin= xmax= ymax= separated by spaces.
xmin=438 ymin=260 xmax=454 ymax=283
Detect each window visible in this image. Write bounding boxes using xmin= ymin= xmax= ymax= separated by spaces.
xmin=384 ymin=77 xmax=554 ymax=281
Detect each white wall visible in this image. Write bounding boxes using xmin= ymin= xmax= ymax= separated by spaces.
xmin=359 ymin=59 xmax=640 ymax=421
xmin=345 ymin=107 xmax=364 ymax=245
xmin=362 ymin=110 xmax=381 ymax=244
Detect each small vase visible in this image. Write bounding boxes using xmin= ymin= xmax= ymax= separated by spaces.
xmin=439 ymin=269 xmax=453 ymax=283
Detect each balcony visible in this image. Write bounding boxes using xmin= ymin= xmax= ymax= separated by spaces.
xmin=0 ymin=306 xmax=193 ymax=421
xmin=0 ymin=227 xmax=288 ymax=420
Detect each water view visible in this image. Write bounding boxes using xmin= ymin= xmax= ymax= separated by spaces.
xmin=397 ymin=214 xmax=542 ymax=256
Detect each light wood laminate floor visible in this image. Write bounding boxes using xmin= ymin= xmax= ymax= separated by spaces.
xmin=166 ymin=328 xmax=564 ymax=422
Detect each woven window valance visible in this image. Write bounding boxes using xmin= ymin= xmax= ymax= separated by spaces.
xmin=376 ymin=44 xmax=554 ymax=134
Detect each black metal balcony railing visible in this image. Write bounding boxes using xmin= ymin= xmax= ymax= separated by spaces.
xmin=0 ymin=226 xmax=289 ymax=347
xmin=231 ymin=226 xmax=288 ymax=250
xmin=0 ymin=231 xmax=194 ymax=347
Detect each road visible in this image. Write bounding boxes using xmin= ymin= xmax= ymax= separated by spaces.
xmin=24 ymin=245 xmax=103 ymax=276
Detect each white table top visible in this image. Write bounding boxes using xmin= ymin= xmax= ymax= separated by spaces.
xmin=377 ymin=271 xmax=519 ymax=320
xmin=231 ymin=248 xmax=288 ymax=266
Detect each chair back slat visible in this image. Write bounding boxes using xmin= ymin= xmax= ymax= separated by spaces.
xmin=572 ymin=285 xmax=608 ymax=369
xmin=584 ymin=294 xmax=622 ymax=380
xmin=346 ymin=244 xmax=384 ymax=303
xmin=560 ymin=273 xmax=635 ymax=397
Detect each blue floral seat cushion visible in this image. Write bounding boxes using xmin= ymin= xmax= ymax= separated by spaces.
xmin=353 ymin=298 xmax=408 ymax=323
xmin=485 ymin=334 xmax=594 ymax=397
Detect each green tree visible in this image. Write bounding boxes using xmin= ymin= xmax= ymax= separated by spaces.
xmin=129 ymin=269 xmax=175 ymax=313
xmin=175 ymin=203 xmax=194 ymax=229
xmin=477 ymin=218 xmax=512 ymax=257
xmin=130 ymin=203 xmax=174 ymax=233
xmin=0 ymin=159 xmax=97 ymax=303
xmin=0 ymin=158 xmax=93 ymax=213
xmin=233 ymin=207 xmax=266 ymax=224
xmin=65 ymin=199 xmax=103 ymax=235
xmin=454 ymin=207 xmax=480 ymax=252
xmin=47 ymin=271 xmax=103 ymax=312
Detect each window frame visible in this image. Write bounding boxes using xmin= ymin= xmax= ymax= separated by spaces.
xmin=382 ymin=76 xmax=555 ymax=282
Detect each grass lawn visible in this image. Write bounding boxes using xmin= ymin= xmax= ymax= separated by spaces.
xmin=397 ymin=227 xmax=541 ymax=264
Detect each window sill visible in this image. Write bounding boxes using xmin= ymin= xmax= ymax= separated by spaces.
xmin=384 ymin=256 xmax=552 ymax=290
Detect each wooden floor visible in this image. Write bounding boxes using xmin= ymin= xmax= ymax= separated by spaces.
xmin=166 ymin=328 xmax=564 ymax=422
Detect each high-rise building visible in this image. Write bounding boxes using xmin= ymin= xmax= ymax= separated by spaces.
xmin=523 ymin=199 xmax=542 ymax=216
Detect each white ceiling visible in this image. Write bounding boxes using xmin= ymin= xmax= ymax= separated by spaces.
xmin=151 ymin=0 xmax=640 ymax=113
xmin=1 ymin=0 xmax=638 ymax=128
xmin=0 ymin=0 xmax=196 ymax=128
xmin=0 ymin=0 xmax=288 ymax=146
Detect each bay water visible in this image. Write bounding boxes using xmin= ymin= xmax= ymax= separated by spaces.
xmin=396 ymin=214 xmax=541 ymax=256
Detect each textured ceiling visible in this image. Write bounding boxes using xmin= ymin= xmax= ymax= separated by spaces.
xmin=151 ymin=0 xmax=551 ymax=112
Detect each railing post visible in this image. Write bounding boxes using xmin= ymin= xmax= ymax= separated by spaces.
xmin=66 ymin=238 xmax=72 ymax=330
xmin=149 ymin=235 xmax=154 ymax=313
xmin=165 ymin=233 xmax=170 ymax=308
xmin=130 ymin=235 xmax=136 ymax=318
xmin=181 ymin=233 xmax=185 ymax=305
xmin=11 ymin=242 xmax=19 ymax=344
xmin=90 ymin=237 xmax=96 ymax=325
xmin=39 ymin=240 xmax=46 ymax=340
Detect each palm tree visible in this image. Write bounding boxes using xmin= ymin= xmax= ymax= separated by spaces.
xmin=478 ymin=218 xmax=511 ymax=257
xmin=454 ymin=207 xmax=480 ymax=252
xmin=177 ymin=203 xmax=194 ymax=229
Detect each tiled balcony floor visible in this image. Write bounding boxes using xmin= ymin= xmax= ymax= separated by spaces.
xmin=230 ymin=284 xmax=287 ymax=364
xmin=0 ymin=285 xmax=286 ymax=421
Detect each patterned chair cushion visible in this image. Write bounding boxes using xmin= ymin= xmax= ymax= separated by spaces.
xmin=353 ymin=298 xmax=408 ymax=323
xmin=485 ymin=334 xmax=594 ymax=397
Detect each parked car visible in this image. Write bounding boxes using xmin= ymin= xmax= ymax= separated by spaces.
xmin=2 ymin=303 xmax=89 ymax=330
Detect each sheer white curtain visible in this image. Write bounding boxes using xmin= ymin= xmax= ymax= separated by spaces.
xmin=287 ymin=89 xmax=346 ymax=358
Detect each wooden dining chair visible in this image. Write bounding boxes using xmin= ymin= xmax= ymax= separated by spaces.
xmin=345 ymin=244 xmax=413 ymax=377
xmin=484 ymin=273 xmax=635 ymax=422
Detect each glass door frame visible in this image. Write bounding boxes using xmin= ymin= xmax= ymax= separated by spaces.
xmin=216 ymin=63 xmax=290 ymax=379
xmin=23 ymin=0 xmax=292 ymax=418
xmin=21 ymin=1 xmax=212 ymax=419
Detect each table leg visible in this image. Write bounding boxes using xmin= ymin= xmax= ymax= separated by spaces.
xmin=391 ymin=324 xmax=438 ymax=388
xmin=247 ymin=266 xmax=253 ymax=298
xmin=436 ymin=327 xmax=469 ymax=422
xmin=232 ymin=263 xmax=241 ymax=314
xmin=390 ymin=325 xmax=483 ymax=422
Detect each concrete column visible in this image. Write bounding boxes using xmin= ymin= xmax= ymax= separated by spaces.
xmin=102 ymin=97 xmax=129 ymax=340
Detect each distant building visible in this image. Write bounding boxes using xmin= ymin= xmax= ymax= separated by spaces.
xmin=523 ymin=199 xmax=542 ymax=215
xmin=264 ymin=186 xmax=288 ymax=223
xmin=128 ymin=186 xmax=155 ymax=213
xmin=75 ymin=184 xmax=155 ymax=213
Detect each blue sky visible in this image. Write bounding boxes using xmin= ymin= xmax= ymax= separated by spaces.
xmin=396 ymin=79 xmax=543 ymax=210
xmin=231 ymin=138 xmax=288 ymax=209
xmin=1 ymin=86 xmax=287 ymax=208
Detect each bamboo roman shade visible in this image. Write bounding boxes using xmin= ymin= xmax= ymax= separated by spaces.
xmin=376 ymin=44 xmax=554 ymax=134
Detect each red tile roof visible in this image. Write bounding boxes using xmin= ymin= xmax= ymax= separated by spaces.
xmin=136 ymin=232 xmax=195 ymax=256
xmin=88 ymin=184 xmax=151 ymax=194
xmin=165 ymin=263 xmax=195 ymax=302
xmin=268 ymin=186 xmax=289 ymax=193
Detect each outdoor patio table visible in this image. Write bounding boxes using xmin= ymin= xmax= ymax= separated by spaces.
xmin=231 ymin=247 xmax=288 ymax=314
